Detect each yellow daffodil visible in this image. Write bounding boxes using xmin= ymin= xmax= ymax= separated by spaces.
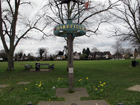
xmin=42 ymin=87 xmax=43 ymax=89
xmin=103 ymin=82 xmax=106 ymax=85
xmin=25 ymin=88 xmax=27 ymax=90
xmin=95 ymin=88 xmax=97 ymax=90
xmin=86 ymin=77 xmax=89 ymax=80
xmin=49 ymin=99 xmax=51 ymax=101
xmin=101 ymin=89 xmax=103 ymax=91
xmin=100 ymin=81 xmax=101 ymax=83
xmin=100 ymin=84 xmax=103 ymax=87
xmin=98 ymin=85 xmax=100 ymax=87
xmin=38 ymin=84 xmax=41 ymax=87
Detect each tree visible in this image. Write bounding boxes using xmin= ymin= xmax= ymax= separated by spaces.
xmin=112 ymin=41 xmax=122 ymax=53
xmin=0 ymin=0 xmax=49 ymax=71
xmin=17 ymin=50 xmax=24 ymax=60
xmin=82 ymin=47 xmax=90 ymax=57
xmin=0 ymin=49 xmax=7 ymax=61
xmin=86 ymin=47 xmax=90 ymax=57
xmin=82 ymin=48 xmax=86 ymax=54
xmin=80 ymin=54 xmax=87 ymax=60
xmin=110 ymin=0 xmax=140 ymax=47
xmin=57 ymin=51 xmax=64 ymax=55
xmin=38 ymin=48 xmax=46 ymax=59
xmin=63 ymin=45 xmax=68 ymax=55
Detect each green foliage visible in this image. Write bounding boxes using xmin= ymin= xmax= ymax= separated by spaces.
xmin=80 ymin=54 xmax=87 ymax=60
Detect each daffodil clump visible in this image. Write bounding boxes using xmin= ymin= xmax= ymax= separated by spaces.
xmin=57 ymin=77 xmax=68 ymax=87
xmin=76 ymin=77 xmax=89 ymax=87
xmin=93 ymin=81 xmax=106 ymax=95
xmin=36 ymin=81 xmax=44 ymax=93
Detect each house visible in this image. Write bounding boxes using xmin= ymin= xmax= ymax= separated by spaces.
xmin=88 ymin=51 xmax=112 ymax=60
xmin=73 ymin=52 xmax=81 ymax=60
xmin=112 ymin=53 xmax=123 ymax=59
xmin=88 ymin=52 xmax=102 ymax=59
xmin=95 ymin=52 xmax=102 ymax=58
xmin=56 ymin=55 xmax=63 ymax=60
xmin=88 ymin=52 xmax=95 ymax=59
xmin=102 ymin=51 xmax=112 ymax=59
xmin=56 ymin=55 xmax=66 ymax=60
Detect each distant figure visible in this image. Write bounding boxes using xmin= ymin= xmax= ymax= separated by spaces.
xmin=56 ymin=0 xmax=84 ymax=5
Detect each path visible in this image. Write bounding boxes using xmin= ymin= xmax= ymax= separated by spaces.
xmin=38 ymin=88 xmax=109 ymax=105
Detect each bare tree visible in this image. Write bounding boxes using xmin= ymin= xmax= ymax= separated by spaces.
xmin=0 ymin=0 xmax=49 ymax=71
xmin=112 ymin=40 xmax=122 ymax=58
xmin=37 ymin=47 xmax=49 ymax=59
xmin=110 ymin=0 xmax=140 ymax=47
xmin=38 ymin=47 xmax=46 ymax=59
xmin=42 ymin=0 xmax=119 ymax=35
xmin=17 ymin=50 xmax=24 ymax=60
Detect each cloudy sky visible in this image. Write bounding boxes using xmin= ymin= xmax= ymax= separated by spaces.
xmin=0 ymin=0 xmax=133 ymax=57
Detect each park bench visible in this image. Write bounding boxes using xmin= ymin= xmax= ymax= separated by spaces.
xmin=25 ymin=64 xmax=33 ymax=71
xmin=40 ymin=63 xmax=49 ymax=69
xmin=49 ymin=64 xmax=54 ymax=70
xmin=40 ymin=63 xmax=54 ymax=70
xmin=136 ymin=61 xmax=139 ymax=66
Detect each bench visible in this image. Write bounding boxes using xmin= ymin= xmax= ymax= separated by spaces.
xmin=49 ymin=64 xmax=54 ymax=70
xmin=25 ymin=64 xmax=33 ymax=71
xmin=136 ymin=61 xmax=139 ymax=66
xmin=40 ymin=63 xmax=49 ymax=69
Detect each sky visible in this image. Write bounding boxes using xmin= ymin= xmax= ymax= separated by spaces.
xmin=0 ymin=0 xmax=133 ymax=57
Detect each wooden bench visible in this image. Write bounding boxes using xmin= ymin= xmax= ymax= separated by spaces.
xmin=25 ymin=64 xmax=33 ymax=71
xmin=40 ymin=63 xmax=49 ymax=69
xmin=49 ymin=64 xmax=54 ymax=70
xmin=136 ymin=61 xmax=139 ymax=66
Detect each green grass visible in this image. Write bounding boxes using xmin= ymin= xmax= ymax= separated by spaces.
xmin=0 ymin=60 xmax=140 ymax=105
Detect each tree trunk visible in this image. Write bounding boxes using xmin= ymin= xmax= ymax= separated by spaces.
xmin=7 ymin=52 xmax=15 ymax=71
xmin=68 ymin=34 xmax=74 ymax=93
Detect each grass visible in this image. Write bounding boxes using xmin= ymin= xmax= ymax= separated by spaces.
xmin=0 ymin=59 xmax=140 ymax=105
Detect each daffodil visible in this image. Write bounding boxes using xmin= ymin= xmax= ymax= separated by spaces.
xmin=38 ymin=84 xmax=41 ymax=87
xmin=100 ymin=81 xmax=101 ymax=83
xmin=86 ymin=77 xmax=89 ymax=80
xmin=49 ymin=99 xmax=51 ymax=101
xmin=25 ymin=88 xmax=27 ymax=90
xmin=103 ymin=82 xmax=106 ymax=85
xmin=101 ymin=89 xmax=103 ymax=91
xmin=100 ymin=84 xmax=103 ymax=87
